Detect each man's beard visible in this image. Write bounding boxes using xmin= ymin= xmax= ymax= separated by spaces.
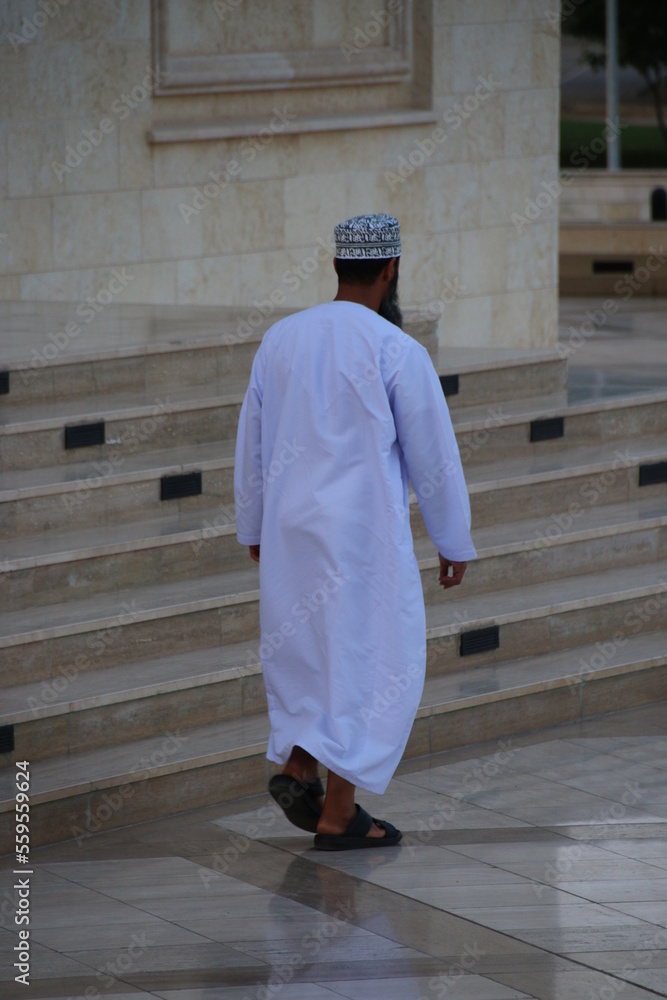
xmin=378 ymin=271 xmax=403 ymax=328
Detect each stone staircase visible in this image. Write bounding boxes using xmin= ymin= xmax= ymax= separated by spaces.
xmin=1 ymin=302 xmax=666 ymax=853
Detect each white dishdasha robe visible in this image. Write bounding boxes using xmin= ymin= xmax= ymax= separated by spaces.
xmin=234 ymin=300 xmax=477 ymax=793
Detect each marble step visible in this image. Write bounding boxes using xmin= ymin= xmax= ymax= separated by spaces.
xmin=2 ymin=303 xmax=435 ymax=403
xmin=1 ymin=626 xmax=665 ymax=853
xmin=3 ymin=494 xmax=666 ymax=612
xmin=1 ymin=550 xmax=666 ymax=692
xmin=3 ymin=425 xmax=666 ymax=538
xmin=0 ymin=302 xmax=268 ymax=404
xmin=3 ymin=373 xmax=665 ymax=478
xmin=0 ymin=379 xmax=246 ymax=472
xmin=0 ymin=361 xmax=575 ymax=474
xmin=460 ymin=432 xmax=667 ymax=530
xmin=0 ymin=439 xmax=237 ymax=535
xmin=1 ymin=297 xmax=557 ymax=406
xmin=454 ymin=389 xmax=667 ymax=466
xmin=4 ymin=568 xmax=667 ymax=764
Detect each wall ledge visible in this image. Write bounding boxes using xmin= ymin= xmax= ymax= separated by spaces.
xmin=147 ymin=108 xmax=438 ymax=144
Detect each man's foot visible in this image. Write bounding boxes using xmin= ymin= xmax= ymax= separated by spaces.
xmin=316 ymin=812 xmax=386 ymax=839
xmin=268 ymin=775 xmax=323 ymax=833
xmin=283 ymin=766 xmax=325 ymax=809
xmin=314 ymin=806 xmax=402 ymax=851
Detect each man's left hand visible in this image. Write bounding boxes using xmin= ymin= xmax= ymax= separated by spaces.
xmin=249 ymin=544 xmax=260 ymax=563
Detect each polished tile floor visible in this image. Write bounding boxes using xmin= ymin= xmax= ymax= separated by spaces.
xmin=2 ymin=703 xmax=667 ymax=998
xmin=560 ymin=297 xmax=667 ymax=401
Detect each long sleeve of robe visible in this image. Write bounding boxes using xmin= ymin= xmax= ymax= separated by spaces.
xmin=234 ymin=301 xmax=476 ymax=794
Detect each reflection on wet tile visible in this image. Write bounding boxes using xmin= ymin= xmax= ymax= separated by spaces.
xmin=488 ymin=968 xmax=660 ymax=1000
xmin=556 ymin=878 xmax=667 ymax=903
xmin=322 ymin=976 xmax=533 ymax=999
xmin=14 ymin=707 xmax=667 ymax=999
xmin=0 ymin=927 xmax=94 ymax=983
xmin=67 ymin=941 xmax=264 ymax=974
xmin=155 ymin=988 xmax=337 ymax=1000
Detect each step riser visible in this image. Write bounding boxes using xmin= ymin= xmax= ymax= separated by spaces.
xmin=410 ymin=662 xmax=667 ymax=763
xmin=4 ymin=522 xmax=665 ymax=613
xmin=0 ymin=602 xmax=261 ymax=689
xmin=6 ymin=342 xmax=261 ymax=404
xmin=468 ymin=465 xmax=660 ymax=529
xmin=1 ymin=468 xmax=235 ymax=536
xmin=2 ymin=533 xmax=248 ymax=612
xmin=445 ymin=360 xmax=566 ymax=409
xmin=426 ymin=601 xmax=667 ymax=677
xmin=4 ymin=583 xmax=666 ymax=696
xmin=457 ymin=401 xmax=667 ymax=466
xmin=3 ymin=659 xmax=664 ymax=855
xmin=1 ymin=405 xmax=242 ymax=472
xmin=5 ymin=453 xmax=659 ymax=540
xmin=5 ymin=330 xmax=556 ymax=409
xmin=420 ymin=525 xmax=667 ymax=605
xmin=6 ymin=394 xmax=663 ymax=474
xmin=0 ymin=751 xmax=269 ymax=855
xmin=12 ymin=672 xmax=267 ymax=763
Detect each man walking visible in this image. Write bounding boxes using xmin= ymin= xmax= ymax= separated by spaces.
xmin=234 ymin=214 xmax=476 ymax=850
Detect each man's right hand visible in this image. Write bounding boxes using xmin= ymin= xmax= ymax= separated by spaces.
xmin=439 ymin=555 xmax=466 ymax=589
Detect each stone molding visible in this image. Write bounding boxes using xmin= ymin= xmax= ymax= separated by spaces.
xmin=151 ymin=0 xmax=413 ymax=95
xmin=147 ymin=107 xmax=438 ymax=144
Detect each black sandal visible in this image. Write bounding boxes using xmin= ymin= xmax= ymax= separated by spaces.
xmin=268 ymin=774 xmax=324 ymax=833
xmin=313 ymin=805 xmax=402 ymax=851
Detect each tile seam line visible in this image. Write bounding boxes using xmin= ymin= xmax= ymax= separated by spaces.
xmin=214 ymin=838 xmax=552 ymax=962
xmin=17 ymin=860 xmax=230 ymax=983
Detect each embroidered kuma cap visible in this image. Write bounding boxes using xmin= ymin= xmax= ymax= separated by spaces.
xmin=334 ymin=213 xmax=401 ymax=259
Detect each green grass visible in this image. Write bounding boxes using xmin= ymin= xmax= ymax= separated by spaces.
xmin=560 ymin=118 xmax=667 ymax=169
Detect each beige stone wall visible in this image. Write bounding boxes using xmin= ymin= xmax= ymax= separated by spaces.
xmin=0 ymin=0 xmax=560 ymax=349
xmin=560 ymin=171 xmax=667 ymax=224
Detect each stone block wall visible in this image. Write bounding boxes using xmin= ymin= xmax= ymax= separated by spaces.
xmin=0 ymin=0 xmax=560 ymax=348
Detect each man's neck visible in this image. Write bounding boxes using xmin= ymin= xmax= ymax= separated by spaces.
xmin=334 ymin=284 xmax=381 ymax=313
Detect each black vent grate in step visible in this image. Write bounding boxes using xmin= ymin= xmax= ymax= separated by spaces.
xmin=530 ymin=417 xmax=564 ymax=442
xmin=65 ymin=421 xmax=105 ymax=449
xmin=0 ymin=371 xmax=9 ymax=395
xmin=460 ymin=625 xmax=500 ymax=657
xmin=440 ymin=374 xmax=459 ymax=397
xmin=161 ymin=472 xmax=202 ymax=501
xmin=592 ymin=260 xmax=634 ymax=274
xmin=0 ymin=725 xmax=15 ymax=754
xmin=639 ymin=462 xmax=667 ymax=487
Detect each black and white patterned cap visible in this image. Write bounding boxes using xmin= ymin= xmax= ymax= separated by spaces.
xmin=334 ymin=213 xmax=401 ymax=259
